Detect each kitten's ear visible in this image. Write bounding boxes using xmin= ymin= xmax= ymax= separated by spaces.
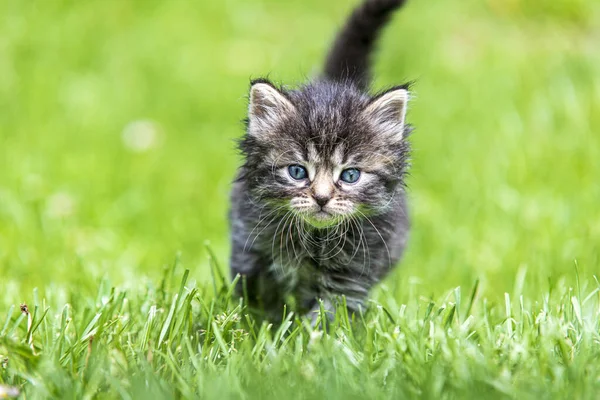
xmin=248 ymin=81 xmax=295 ymax=137
xmin=364 ymin=87 xmax=409 ymax=141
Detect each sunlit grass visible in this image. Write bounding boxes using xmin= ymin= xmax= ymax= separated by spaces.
xmin=2 ymin=262 xmax=600 ymax=398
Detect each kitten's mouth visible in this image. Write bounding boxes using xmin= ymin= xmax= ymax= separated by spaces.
xmin=314 ymin=210 xmax=331 ymax=220
xmin=302 ymin=210 xmax=341 ymax=228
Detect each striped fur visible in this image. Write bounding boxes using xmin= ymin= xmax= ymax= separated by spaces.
xmin=230 ymin=0 xmax=410 ymax=321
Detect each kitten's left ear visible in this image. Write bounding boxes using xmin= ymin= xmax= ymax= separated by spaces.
xmin=364 ymin=87 xmax=409 ymax=141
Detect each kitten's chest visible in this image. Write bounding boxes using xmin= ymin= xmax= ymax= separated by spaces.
xmin=262 ymin=223 xmax=359 ymax=272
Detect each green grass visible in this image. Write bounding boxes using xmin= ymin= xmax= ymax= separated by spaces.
xmin=1 ymin=0 xmax=599 ymax=398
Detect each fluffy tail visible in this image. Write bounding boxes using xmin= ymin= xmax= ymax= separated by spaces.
xmin=323 ymin=0 xmax=407 ymax=90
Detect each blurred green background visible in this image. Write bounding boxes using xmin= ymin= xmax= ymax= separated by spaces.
xmin=1 ymin=0 xmax=599 ymax=303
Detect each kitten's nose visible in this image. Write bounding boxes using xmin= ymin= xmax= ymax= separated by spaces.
xmin=313 ymin=194 xmax=330 ymax=208
xmin=311 ymin=171 xmax=333 ymax=208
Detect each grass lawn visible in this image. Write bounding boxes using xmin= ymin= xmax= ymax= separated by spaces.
xmin=1 ymin=0 xmax=599 ymax=398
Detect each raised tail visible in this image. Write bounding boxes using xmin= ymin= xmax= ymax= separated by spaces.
xmin=323 ymin=0 xmax=407 ymax=91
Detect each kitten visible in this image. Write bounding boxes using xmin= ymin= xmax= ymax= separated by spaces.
xmin=230 ymin=0 xmax=411 ymax=321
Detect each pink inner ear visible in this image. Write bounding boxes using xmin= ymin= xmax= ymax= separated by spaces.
xmin=248 ymin=83 xmax=296 ymax=137
xmin=364 ymin=89 xmax=408 ymax=140
xmin=367 ymin=89 xmax=408 ymax=121
xmin=250 ymin=84 xmax=293 ymax=114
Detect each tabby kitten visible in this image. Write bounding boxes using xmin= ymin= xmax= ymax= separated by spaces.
xmin=230 ymin=0 xmax=411 ymax=321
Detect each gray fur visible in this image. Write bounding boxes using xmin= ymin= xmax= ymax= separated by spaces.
xmin=229 ymin=0 xmax=411 ymax=320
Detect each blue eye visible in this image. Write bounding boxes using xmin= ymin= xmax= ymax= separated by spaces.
xmin=288 ymin=165 xmax=308 ymax=180
xmin=340 ymin=168 xmax=360 ymax=184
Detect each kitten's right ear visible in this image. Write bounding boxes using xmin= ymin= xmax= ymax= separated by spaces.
xmin=248 ymin=81 xmax=295 ymax=137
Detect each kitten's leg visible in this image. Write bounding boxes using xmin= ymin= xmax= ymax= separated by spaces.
xmin=230 ymin=250 xmax=284 ymax=316
xmin=304 ymin=273 xmax=371 ymax=326
xmin=306 ymin=299 xmax=335 ymax=328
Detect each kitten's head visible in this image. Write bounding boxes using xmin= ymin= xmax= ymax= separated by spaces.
xmin=239 ymin=79 xmax=410 ymax=228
